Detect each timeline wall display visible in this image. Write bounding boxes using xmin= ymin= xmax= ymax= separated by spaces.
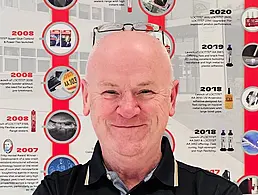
xmin=0 ymin=0 xmax=257 ymax=194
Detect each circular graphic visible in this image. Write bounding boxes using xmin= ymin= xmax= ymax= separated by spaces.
xmin=238 ymin=175 xmax=258 ymax=194
xmin=139 ymin=0 xmax=176 ymax=16
xmin=242 ymin=43 xmax=258 ymax=68
xmin=45 ymin=155 xmax=78 ymax=175
xmin=242 ymin=130 xmax=258 ymax=155
xmin=241 ymin=86 xmax=258 ymax=112
xmin=149 ymin=30 xmax=175 ymax=58
xmin=3 ymin=139 xmax=13 ymax=154
xmin=241 ymin=8 xmax=258 ymax=32
xmin=44 ymin=110 xmax=80 ymax=144
xmin=44 ymin=0 xmax=77 ymax=10
xmin=44 ymin=66 xmax=80 ymax=100
xmin=42 ymin=22 xmax=79 ymax=56
xmin=163 ymin=129 xmax=175 ymax=151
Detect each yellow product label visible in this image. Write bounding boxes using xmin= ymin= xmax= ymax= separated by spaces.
xmin=61 ymin=70 xmax=78 ymax=93
xmin=225 ymin=95 xmax=233 ymax=109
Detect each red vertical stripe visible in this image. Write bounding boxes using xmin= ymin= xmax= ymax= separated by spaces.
xmin=51 ymin=10 xmax=70 ymax=156
xmin=148 ymin=16 xmax=165 ymax=29
xmin=244 ymin=0 xmax=258 ymax=176
xmin=52 ymin=10 xmax=69 ymax=22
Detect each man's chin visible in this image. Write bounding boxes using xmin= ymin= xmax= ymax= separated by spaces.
xmin=114 ymin=143 xmax=146 ymax=157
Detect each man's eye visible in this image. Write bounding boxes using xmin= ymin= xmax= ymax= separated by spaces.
xmin=102 ymin=90 xmax=119 ymax=95
xmin=139 ymin=89 xmax=154 ymax=94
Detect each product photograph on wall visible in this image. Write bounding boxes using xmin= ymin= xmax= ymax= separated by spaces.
xmin=242 ymin=43 xmax=258 ymax=67
xmin=44 ymin=66 xmax=80 ymax=100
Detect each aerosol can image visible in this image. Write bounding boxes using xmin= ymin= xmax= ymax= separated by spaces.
xmin=31 ymin=110 xmax=36 ymax=132
xmin=246 ymin=12 xmax=251 ymax=27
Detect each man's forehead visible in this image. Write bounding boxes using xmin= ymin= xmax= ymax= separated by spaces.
xmin=97 ymin=80 xmax=156 ymax=87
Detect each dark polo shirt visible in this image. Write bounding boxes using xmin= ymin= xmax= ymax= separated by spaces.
xmin=33 ymin=137 xmax=242 ymax=195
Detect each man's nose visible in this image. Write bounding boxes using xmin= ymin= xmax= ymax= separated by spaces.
xmin=116 ymin=92 xmax=140 ymax=119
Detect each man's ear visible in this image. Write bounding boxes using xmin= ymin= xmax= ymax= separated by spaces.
xmin=169 ymin=80 xmax=179 ymax=117
xmin=81 ymin=79 xmax=90 ymax=116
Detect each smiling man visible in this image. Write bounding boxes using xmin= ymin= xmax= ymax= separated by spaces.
xmin=33 ymin=31 xmax=242 ymax=195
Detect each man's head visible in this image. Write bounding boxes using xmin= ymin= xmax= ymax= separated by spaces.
xmin=82 ymin=31 xmax=178 ymax=156
xmin=3 ymin=139 xmax=13 ymax=153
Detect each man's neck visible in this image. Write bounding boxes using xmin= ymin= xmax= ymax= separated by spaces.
xmin=102 ymin=143 xmax=162 ymax=190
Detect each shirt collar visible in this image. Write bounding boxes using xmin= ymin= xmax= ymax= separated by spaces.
xmin=153 ymin=137 xmax=179 ymax=187
xmin=84 ymin=141 xmax=106 ymax=185
xmin=84 ymin=136 xmax=179 ymax=187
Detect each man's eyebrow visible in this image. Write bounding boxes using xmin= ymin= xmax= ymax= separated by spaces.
xmin=98 ymin=81 xmax=155 ymax=87
xmin=98 ymin=81 xmax=119 ymax=87
xmin=137 ymin=81 xmax=155 ymax=87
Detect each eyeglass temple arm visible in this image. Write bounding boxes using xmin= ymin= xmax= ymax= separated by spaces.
xmin=162 ymin=30 xmax=165 ymax=45
xmin=92 ymin=27 xmax=98 ymax=46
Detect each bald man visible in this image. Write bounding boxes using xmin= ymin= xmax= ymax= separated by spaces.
xmin=33 ymin=31 xmax=242 ymax=195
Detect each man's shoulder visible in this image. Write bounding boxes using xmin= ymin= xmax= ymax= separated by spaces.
xmin=46 ymin=162 xmax=89 ymax=181
xmin=33 ymin=162 xmax=90 ymax=195
xmin=177 ymin=161 xmax=241 ymax=195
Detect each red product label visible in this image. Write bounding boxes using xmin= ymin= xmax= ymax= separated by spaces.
xmin=250 ymin=18 xmax=256 ymax=27
xmin=246 ymin=18 xmax=251 ymax=27
xmin=255 ymin=18 xmax=258 ymax=27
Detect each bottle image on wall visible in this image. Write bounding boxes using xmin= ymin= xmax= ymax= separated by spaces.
xmin=226 ymin=44 xmax=233 ymax=67
xmin=220 ymin=130 xmax=227 ymax=151
xmin=222 ymin=170 xmax=231 ymax=181
xmin=227 ymin=130 xmax=234 ymax=151
xmin=246 ymin=12 xmax=251 ymax=27
xmin=128 ymin=0 xmax=132 ymax=13
xmin=225 ymin=88 xmax=233 ymax=109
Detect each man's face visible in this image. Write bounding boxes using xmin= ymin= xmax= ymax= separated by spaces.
xmin=4 ymin=141 xmax=12 ymax=152
xmin=83 ymin=32 xmax=178 ymax=156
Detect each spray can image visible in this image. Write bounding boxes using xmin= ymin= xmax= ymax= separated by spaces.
xmin=250 ymin=12 xmax=256 ymax=27
xmin=246 ymin=12 xmax=251 ymax=27
xmin=227 ymin=130 xmax=234 ymax=151
xmin=226 ymin=44 xmax=233 ymax=67
xmin=220 ymin=130 xmax=227 ymax=151
xmin=31 ymin=110 xmax=36 ymax=132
